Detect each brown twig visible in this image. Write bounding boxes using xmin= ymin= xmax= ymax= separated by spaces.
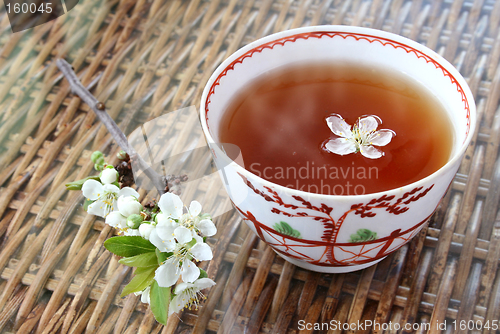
xmin=56 ymin=58 xmax=166 ymax=195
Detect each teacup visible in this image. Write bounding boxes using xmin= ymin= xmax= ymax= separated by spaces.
xmin=200 ymin=25 xmax=476 ymax=273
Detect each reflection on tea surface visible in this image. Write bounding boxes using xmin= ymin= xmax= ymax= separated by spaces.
xmin=219 ymin=62 xmax=454 ymax=195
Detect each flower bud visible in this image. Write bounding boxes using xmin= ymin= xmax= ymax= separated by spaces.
xmin=91 ymin=151 xmax=104 ymax=163
xmin=95 ymin=156 xmax=105 ymax=165
xmin=117 ymin=150 xmax=128 ymax=160
xmin=139 ymin=223 xmax=154 ymax=239
xmin=100 ymin=167 xmax=118 ymax=184
xmin=127 ymin=214 xmax=143 ymax=229
xmin=94 ymin=163 xmax=103 ymax=171
xmin=118 ymin=196 xmax=142 ymax=217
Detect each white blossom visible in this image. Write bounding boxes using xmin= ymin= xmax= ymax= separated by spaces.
xmin=123 ymin=228 xmax=141 ymax=236
xmin=105 ymin=211 xmax=127 ymax=228
xmin=156 ymin=193 xmax=216 ymax=241
xmin=153 ymin=233 xmax=213 ymax=287
xmin=148 ymin=227 xmax=175 ymax=252
xmin=168 ymin=278 xmax=215 ymax=315
xmin=158 ymin=192 xmax=183 ymax=219
xmin=324 ymin=114 xmax=395 ymax=159
xmin=82 ymin=180 xmax=139 ymax=218
xmin=104 ymin=195 xmax=141 ymax=227
xmin=135 ymin=286 xmax=151 ymax=304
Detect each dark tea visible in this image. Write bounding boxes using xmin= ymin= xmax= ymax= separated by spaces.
xmin=218 ymin=62 xmax=454 ymax=195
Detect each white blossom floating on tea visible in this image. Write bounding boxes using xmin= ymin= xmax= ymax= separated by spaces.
xmin=322 ymin=114 xmax=396 ymax=159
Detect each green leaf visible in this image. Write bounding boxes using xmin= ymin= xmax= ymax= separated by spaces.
xmin=348 ymin=229 xmax=378 ymax=243
xmin=66 ymin=183 xmax=82 ymax=191
xmin=155 ymin=249 xmax=171 ymax=265
xmin=119 ymin=252 xmax=159 ymax=268
xmin=121 ymin=266 xmax=156 ymax=297
xmin=273 ymin=221 xmax=301 ymax=239
xmin=66 ymin=176 xmax=101 ymax=190
xmin=150 ymin=280 xmax=172 ymax=325
xmin=104 ymin=236 xmax=156 ymax=257
xmin=199 ymin=269 xmax=208 ymax=279
xmin=135 ymin=266 xmax=158 ymax=275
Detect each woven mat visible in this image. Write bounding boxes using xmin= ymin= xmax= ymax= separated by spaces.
xmin=1 ymin=0 xmax=500 ymax=333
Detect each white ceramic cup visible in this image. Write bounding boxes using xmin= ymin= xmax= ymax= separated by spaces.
xmin=200 ymin=25 xmax=476 ymax=273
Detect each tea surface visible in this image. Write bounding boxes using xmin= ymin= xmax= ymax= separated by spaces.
xmin=218 ymin=63 xmax=454 ymax=195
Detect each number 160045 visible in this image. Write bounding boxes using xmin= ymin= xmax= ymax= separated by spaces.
xmin=6 ymin=2 xmax=52 ymax=14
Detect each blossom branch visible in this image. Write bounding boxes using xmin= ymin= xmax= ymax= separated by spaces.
xmin=56 ymin=58 xmax=166 ymax=195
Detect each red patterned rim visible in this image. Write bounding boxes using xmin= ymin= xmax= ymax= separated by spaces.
xmin=204 ymin=30 xmax=471 ymax=138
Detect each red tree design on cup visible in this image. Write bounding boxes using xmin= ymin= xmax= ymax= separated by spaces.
xmin=236 ymin=172 xmax=433 ymax=265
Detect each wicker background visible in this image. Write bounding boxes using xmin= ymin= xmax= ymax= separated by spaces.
xmin=0 ymin=0 xmax=500 ymax=333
